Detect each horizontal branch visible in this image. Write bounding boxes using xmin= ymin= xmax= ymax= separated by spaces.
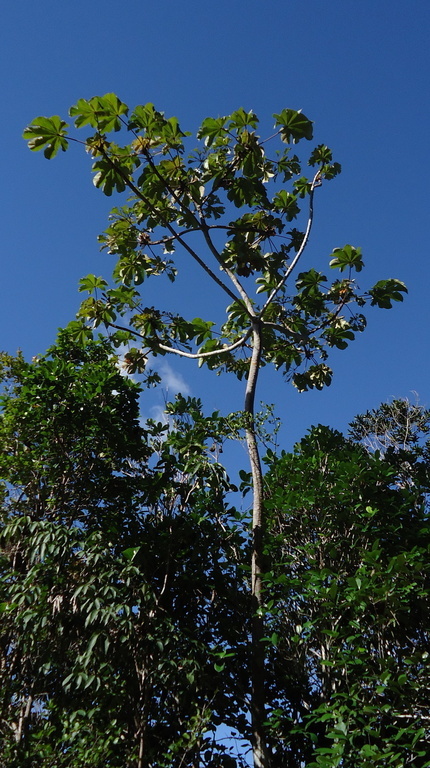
xmin=107 ymin=321 xmax=251 ymax=360
xmin=158 ymin=329 xmax=252 ymax=359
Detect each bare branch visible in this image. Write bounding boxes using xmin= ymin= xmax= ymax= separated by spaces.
xmin=198 ymin=218 xmax=255 ymax=316
xmin=158 ymin=329 xmax=252 ymax=359
xmin=107 ymin=321 xmax=251 ymax=360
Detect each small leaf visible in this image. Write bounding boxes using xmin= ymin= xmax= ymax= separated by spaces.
xmin=122 ymin=546 xmax=140 ymax=561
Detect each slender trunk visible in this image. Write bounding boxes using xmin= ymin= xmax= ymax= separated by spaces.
xmin=15 ymin=690 xmax=33 ymax=745
xmin=134 ymin=661 xmax=149 ymax=768
xmin=245 ymin=321 xmax=271 ymax=768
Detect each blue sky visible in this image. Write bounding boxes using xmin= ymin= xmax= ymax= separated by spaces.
xmin=2 ymin=0 xmax=430 ymax=450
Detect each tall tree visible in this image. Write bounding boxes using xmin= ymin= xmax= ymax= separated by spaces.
xmin=24 ymin=96 xmax=407 ymax=767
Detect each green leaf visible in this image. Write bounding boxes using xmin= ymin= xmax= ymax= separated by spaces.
xmin=329 ymin=244 xmax=364 ymax=273
xmin=197 ymin=116 xmax=228 ymax=146
xmin=87 ymin=633 xmax=100 ymax=654
xmin=122 ymin=547 xmax=140 ymax=561
xmin=293 ymin=364 xmax=333 ymax=392
xmin=70 ymin=94 xmax=128 ymax=132
xmin=272 ymin=190 xmax=300 ymax=220
xmin=296 ymin=268 xmax=327 ymax=295
xmin=129 ymin=103 xmax=166 ymax=135
xmin=324 ymin=319 xmax=355 ymax=350
xmin=92 ymin=154 xmax=131 ymax=196
xmin=273 ymin=109 xmax=313 ymax=143
xmin=79 ymin=274 xmax=109 ymax=293
xmin=65 ymin=320 xmax=93 ymax=344
xmin=369 ymin=279 xmax=408 ymax=308
xmin=0 ymin=601 xmax=14 ymax=613
xmin=228 ymin=108 xmax=259 ymax=131
xmin=23 ymin=116 xmax=69 ymax=158
xmin=294 ymin=176 xmax=312 ymax=198
xmin=309 ymin=144 xmax=333 ymax=166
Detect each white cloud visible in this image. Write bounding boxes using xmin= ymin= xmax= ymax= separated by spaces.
xmin=157 ymin=361 xmax=191 ymax=395
xmin=148 ymin=404 xmax=169 ymax=425
xmin=114 ymin=347 xmax=190 ymax=396
xmin=137 ymin=358 xmax=191 ymax=430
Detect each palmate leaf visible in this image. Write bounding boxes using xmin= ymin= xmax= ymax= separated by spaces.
xmin=296 ymin=268 xmax=327 ymax=295
xmin=69 ymin=93 xmax=129 ymax=132
xmin=66 ymin=320 xmax=94 ymax=345
xmin=272 ymin=189 xmax=300 ymax=220
xmin=23 ymin=116 xmax=69 ymax=158
xmin=78 ymin=274 xmax=109 ymax=293
xmin=197 ymin=116 xmax=229 ymax=147
xmin=273 ymin=109 xmax=313 ymax=144
xmin=93 ymin=161 xmax=126 ymax=195
xmin=91 ymin=146 xmax=139 ymax=195
xmin=228 ymin=108 xmax=259 ymax=132
xmin=369 ymin=279 xmax=408 ymax=308
xmin=129 ymin=103 xmax=166 ymax=133
xmin=293 ymin=363 xmax=333 ymax=392
xmin=309 ymin=144 xmax=333 ymax=166
xmin=329 ymin=244 xmax=364 ymax=273
xmin=323 ymin=319 xmax=355 ymax=350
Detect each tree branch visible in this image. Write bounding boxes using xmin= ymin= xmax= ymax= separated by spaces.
xmin=198 ymin=218 xmax=255 ymax=316
xmin=157 ymin=330 xmax=252 ymax=359
xmin=100 ymin=148 xmax=244 ymax=308
xmin=107 ymin=322 xmax=251 ymax=360
xmin=138 ymin=146 xmax=255 ymax=316
xmin=260 ymin=171 xmax=321 ymax=317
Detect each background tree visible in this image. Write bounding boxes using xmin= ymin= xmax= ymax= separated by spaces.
xmin=23 ymin=95 xmax=407 ymax=768
xmin=262 ymin=416 xmax=430 ymax=767
xmin=349 ymin=397 xmax=430 ymax=456
xmin=0 ymin=334 xmax=248 ymax=768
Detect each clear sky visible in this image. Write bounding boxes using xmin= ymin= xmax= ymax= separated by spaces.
xmin=2 ymin=0 xmax=430 ymax=450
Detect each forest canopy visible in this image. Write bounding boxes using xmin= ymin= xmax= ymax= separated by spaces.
xmin=1 ymin=336 xmax=429 ymax=767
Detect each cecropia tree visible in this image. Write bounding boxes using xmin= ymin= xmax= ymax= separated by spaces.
xmin=24 ymin=95 xmax=406 ymax=767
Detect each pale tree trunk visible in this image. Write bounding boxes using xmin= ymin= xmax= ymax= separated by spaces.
xmin=245 ymin=321 xmax=271 ymax=768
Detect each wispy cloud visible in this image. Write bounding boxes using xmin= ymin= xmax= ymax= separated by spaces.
xmin=138 ymin=358 xmax=192 ymax=429
xmin=148 ymin=404 xmax=169 ymax=425
xmin=157 ymin=361 xmax=191 ymax=396
xmin=115 ymin=346 xmax=191 ymax=396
